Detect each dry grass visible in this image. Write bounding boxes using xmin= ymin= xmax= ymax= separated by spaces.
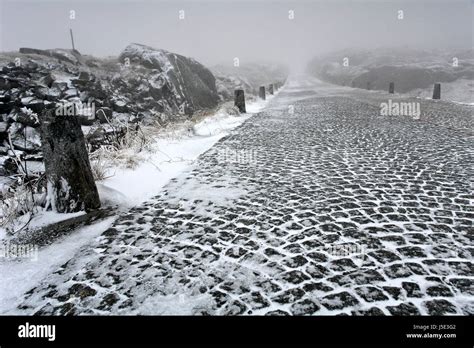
xmin=87 ymin=119 xmax=165 ymax=180
xmin=0 ymin=176 xmax=45 ymax=234
xmin=86 ymin=106 xmax=224 ymax=179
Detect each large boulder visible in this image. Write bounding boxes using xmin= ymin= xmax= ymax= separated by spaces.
xmin=119 ymin=43 xmax=219 ymax=115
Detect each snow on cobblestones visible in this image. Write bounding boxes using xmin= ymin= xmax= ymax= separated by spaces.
xmin=9 ymin=77 xmax=474 ymax=316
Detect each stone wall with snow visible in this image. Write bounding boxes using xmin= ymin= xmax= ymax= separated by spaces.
xmin=0 ymin=43 xmax=220 ymax=188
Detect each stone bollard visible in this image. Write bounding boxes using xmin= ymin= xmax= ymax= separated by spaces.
xmin=432 ymin=83 xmax=441 ymax=99
xmin=259 ymin=86 xmax=266 ymax=100
xmin=39 ymin=109 xmax=101 ymax=213
xmin=269 ymin=84 xmax=274 ymax=95
xmin=389 ymin=82 xmax=395 ymax=94
xmin=234 ymin=89 xmax=246 ymax=113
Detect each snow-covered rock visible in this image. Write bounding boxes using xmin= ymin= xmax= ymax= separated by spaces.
xmin=19 ymin=47 xmax=82 ymax=65
xmin=0 ymin=43 xmax=225 ymax=177
xmin=119 ymin=43 xmax=219 ymax=114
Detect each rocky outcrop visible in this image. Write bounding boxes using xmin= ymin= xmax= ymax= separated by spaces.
xmin=0 ymin=43 xmax=222 ymax=178
xmin=19 ymin=48 xmax=82 ymax=65
xmin=119 ymin=43 xmax=219 ymax=114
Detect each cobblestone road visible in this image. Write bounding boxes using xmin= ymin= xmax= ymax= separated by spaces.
xmin=18 ymin=77 xmax=473 ymax=315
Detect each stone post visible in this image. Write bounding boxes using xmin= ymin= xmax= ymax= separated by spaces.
xmin=234 ymin=89 xmax=246 ymax=113
xmin=389 ymin=82 xmax=395 ymax=94
xmin=259 ymin=86 xmax=266 ymax=100
xmin=39 ymin=109 xmax=101 ymax=213
xmin=432 ymin=83 xmax=441 ymax=99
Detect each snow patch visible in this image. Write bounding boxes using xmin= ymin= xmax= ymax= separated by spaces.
xmin=0 ymin=217 xmax=116 ymax=314
xmin=99 ymin=96 xmax=273 ymax=207
xmin=136 ymin=293 xmax=213 ymax=315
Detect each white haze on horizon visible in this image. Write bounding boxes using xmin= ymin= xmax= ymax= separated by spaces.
xmin=0 ymin=0 xmax=471 ymax=71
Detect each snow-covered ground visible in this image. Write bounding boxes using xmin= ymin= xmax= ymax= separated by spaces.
xmin=9 ymin=77 xmax=471 ymax=316
xmin=0 ymin=217 xmax=116 ymax=314
xmin=409 ymin=79 xmax=474 ymax=105
xmin=97 ymin=97 xmax=270 ymax=207
xmin=0 ymin=93 xmax=277 ymax=314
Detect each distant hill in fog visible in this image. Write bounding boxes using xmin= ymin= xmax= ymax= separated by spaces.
xmin=307 ymin=48 xmax=474 ymax=102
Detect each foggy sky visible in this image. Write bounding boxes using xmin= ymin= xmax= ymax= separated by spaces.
xmin=0 ymin=0 xmax=472 ymax=71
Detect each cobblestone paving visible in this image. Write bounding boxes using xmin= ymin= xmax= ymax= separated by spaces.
xmin=18 ymin=78 xmax=473 ymax=315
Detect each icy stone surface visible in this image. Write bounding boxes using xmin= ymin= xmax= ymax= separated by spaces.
xmin=13 ymin=77 xmax=474 ymax=315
